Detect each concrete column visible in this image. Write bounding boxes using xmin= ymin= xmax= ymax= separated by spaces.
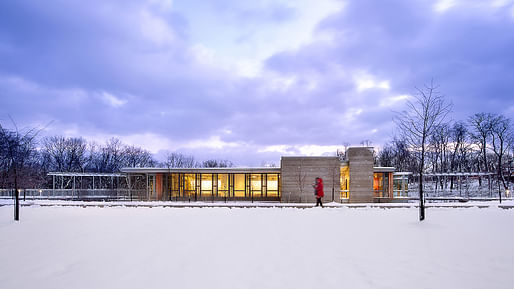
xmin=347 ymin=147 xmax=374 ymax=203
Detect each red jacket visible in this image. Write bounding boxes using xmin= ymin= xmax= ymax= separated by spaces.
xmin=315 ymin=179 xmax=324 ymax=198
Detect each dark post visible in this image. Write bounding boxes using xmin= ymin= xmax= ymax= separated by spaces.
xmin=14 ymin=177 xmax=19 ymax=221
xmin=419 ymin=174 xmax=425 ymax=221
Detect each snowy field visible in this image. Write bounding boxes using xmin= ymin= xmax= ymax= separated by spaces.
xmin=1 ymin=204 xmax=513 ymax=289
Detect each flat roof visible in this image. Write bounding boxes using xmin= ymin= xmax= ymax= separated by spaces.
xmin=393 ymin=172 xmax=413 ymax=176
xmin=373 ymin=167 xmax=396 ymax=172
xmin=121 ymin=167 xmax=281 ymax=174
xmin=416 ymin=172 xmax=494 ymax=177
xmin=47 ymin=172 xmax=126 ymax=177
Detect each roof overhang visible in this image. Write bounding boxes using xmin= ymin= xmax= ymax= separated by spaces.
xmin=373 ymin=167 xmax=396 ymax=173
xmin=121 ymin=167 xmax=281 ymax=174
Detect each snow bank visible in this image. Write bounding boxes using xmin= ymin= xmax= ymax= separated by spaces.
xmin=0 ymin=206 xmax=513 ymax=289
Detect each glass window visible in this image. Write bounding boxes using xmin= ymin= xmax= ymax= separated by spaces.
xmin=218 ymin=174 xmax=229 ymax=197
xmin=267 ymin=174 xmax=279 ymax=197
xmin=340 ymin=166 xmax=349 ymax=199
xmin=251 ymin=174 xmax=262 ymax=196
xmin=148 ymin=175 xmax=155 ymax=197
xmin=184 ymin=174 xmax=196 ymax=197
xmin=170 ymin=174 xmax=180 ymax=197
xmin=393 ymin=175 xmax=409 ymax=198
xmin=234 ymin=174 xmax=245 ymax=197
xmin=373 ymin=173 xmax=384 ymax=191
xmin=374 ymin=173 xmax=390 ymax=198
xmin=201 ymin=174 xmax=213 ymax=196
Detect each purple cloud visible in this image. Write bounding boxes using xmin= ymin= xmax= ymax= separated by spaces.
xmin=1 ymin=0 xmax=513 ymax=165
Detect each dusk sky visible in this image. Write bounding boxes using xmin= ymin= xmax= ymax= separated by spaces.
xmin=1 ymin=0 xmax=513 ymax=166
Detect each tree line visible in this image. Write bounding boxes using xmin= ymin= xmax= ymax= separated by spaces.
xmin=374 ymin=81 xmax=512 ymax=220
xmin=0 ymin=125 xmax=233 ymax=190
xmin=378 ymin=112 xmax=513 ymax=188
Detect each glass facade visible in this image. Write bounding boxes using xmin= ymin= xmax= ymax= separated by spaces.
xmin=393 ymin=174 xmax=409 ymax=197
xmin=132 ymin=164 xmax=409 ymax=203
xmin=218 ymin=174 xmax=229 ymax=197
xmin=165 ymin=172 xmax=280 ymax=200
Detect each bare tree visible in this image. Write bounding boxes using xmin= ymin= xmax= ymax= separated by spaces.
xmin=163 ymin=152 xmax=199 ymax=168
xmin=336 ymin=142 xmax=350 ymax=160
xmin=378 ymin=137 xmax=417 ymax=173
xmin=468 ymin=113 xmax=494 ymax=173
xmin=489 ymin=114 xmax=512 ymax=202
xmin=429 ymin=124 xmax=450 ymax=174
xmin=448 ymin=122 xmax=468 ymax=189
xmin=0 ymin=121 xmax=40 ymax=221
xmin=360 ymin=139 xmax=372 ymax=147
xmin=260 ymin=161 xmax=278 ymax=167
xmin=394 ymin=80 xmax=452 ymax=221
xmin=42 ymin=136 xmax=88 ymax=172
xmin=378 ymin=144 xmax=394 ymax=167
xmin=202 ymin=159 xmax=233 ymax=168
xmin=123 ymin=146 xmax=156 ymax=168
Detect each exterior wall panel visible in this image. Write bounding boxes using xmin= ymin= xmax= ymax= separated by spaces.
xmin=280 ymin=157 xmax=340 ymax=203
xmin=347 ymin=147 xmax=374 ymax=203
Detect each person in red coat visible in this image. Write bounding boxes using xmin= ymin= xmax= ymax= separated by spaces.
xmin=314 ymin=177 xmax=324 ymax=207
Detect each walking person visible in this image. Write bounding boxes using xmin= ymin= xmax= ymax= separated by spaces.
xmin=313 ymin=177 xmax=324 ymax=207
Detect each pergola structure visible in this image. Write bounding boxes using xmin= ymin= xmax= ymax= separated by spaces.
xmin=47 ymin=172 xmax=129 ymax=199
xmin=413 ymin=172 xmax=495 ymax=198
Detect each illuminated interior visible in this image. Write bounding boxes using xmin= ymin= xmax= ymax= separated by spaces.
xmin=340 ymin=166 xmax=350 ymax=199
xmin=170 ymin=173 xmax=180 ymax=197
xmin=166 ymin=172 xmax=280 ymax=199
xmin=201 ymin=174 xmax=212 ymax=196
xmin=373 ymin=172 xmax=390 ymax=198
xmin=218 ymin=174 xmax=229 ymax=197
xmin=234 ymin=174 xmax=245 ymax=197
xmin=251 ymin=174 xmax=262 ymax=197
xmin=184 ymin=174 xmax=196 ymax=197
xmin=267 ymin=174 xmax=279 ymax=197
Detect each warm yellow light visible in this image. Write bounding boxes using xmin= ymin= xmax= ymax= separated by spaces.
xmin=201 ymin=180 xmax=212 ymax=190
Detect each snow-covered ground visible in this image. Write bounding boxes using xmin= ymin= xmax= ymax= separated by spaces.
xmin=1 ymin=204 xmax=513 ymax=289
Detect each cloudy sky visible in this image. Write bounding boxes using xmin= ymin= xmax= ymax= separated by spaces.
xmin=1 ymin=0 xmax=513 ymax=166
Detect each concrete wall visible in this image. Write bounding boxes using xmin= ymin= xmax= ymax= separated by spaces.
xmin=280 ymin=156 xmax=340 ymax=203
xmin=347 ymin=147 xmax=374 ymax=203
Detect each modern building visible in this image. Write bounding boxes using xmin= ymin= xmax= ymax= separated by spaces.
xmin=121 ymin=147 xmax=410 ymax=203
